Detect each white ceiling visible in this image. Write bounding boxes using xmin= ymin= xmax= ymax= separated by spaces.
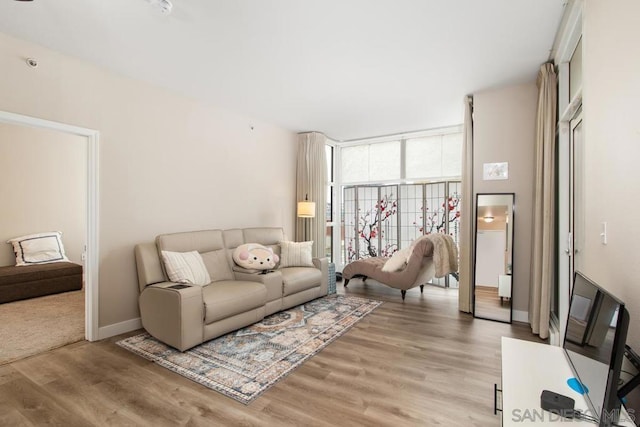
xmin=0 ymin=0 xmax=565 ymax=141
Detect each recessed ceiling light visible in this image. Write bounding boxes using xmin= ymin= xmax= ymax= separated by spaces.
xmin=483 ymin=216 xmax=495 ymax=223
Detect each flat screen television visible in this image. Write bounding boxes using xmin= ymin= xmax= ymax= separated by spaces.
xmin=563 ymin=271 xmax=630 ymax=426
xmin=619 ymin=345 xmax=640 ymax=426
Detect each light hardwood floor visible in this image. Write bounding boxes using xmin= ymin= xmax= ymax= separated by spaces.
xmin=0 ymin=279 xmax=544 ymax=426
xmin=474 ymin=285 xmax=511 ymax=323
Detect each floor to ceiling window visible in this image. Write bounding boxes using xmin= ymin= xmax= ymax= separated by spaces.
xmin=335 ymin=127 xmax=463 ymax=287
xmin=342 ymin=181 xmax=461 ymax=287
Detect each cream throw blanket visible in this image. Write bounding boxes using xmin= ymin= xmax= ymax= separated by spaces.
xmin=420 ymin=233 xmax=458 ymax=277
xmin=379 ymin=233 xmax=459 ymax=282
xmin=412 ymin=233 xmax=458 ymax=278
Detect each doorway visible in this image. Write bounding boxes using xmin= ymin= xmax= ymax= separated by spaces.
xmin=0 ymin=111 xmax=99 ymax=342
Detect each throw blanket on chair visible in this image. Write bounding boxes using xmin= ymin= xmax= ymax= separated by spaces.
xmin=413 ymin=233 xmax=458 ymax=278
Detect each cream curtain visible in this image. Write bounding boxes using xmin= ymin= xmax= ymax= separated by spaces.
xmin=296 ymin=132 xmax=327 ymax=258
xmin=458 ymin=96 xmax=474 ymax=313
xmin=529 ymin=63 xmax=557 ymax=339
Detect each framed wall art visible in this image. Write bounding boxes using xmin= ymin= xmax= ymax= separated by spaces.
xmin=483 ymin=162 xmax=509 ymax=180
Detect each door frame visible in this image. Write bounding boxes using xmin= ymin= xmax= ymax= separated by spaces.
xmin=552 ymin=0 xmax=583 ymax=346
xmin=0 ymin=110 xmax=100 ymax=341
xmin=569 ymin=111 xmax=584 ymax=286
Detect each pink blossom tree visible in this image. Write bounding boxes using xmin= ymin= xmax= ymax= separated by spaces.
xmin=348 ymin=194 xmax=398 ymax=259
xmin=413 ymin=194 xmax=460 ymax=235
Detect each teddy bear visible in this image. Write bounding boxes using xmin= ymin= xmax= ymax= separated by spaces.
xmin=232 ymin=243 xmax=279 ymax=272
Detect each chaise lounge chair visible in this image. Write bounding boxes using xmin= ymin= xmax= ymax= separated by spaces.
xmin=341 ymin=233 xmax=458 ymax=300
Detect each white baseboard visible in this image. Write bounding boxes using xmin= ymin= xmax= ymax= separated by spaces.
xmin=97 ymin=317 xmax=142 ymax=340
xmin=549 ymin=321 xmax=561 ymax=346
xmin=512 ymin=310 xmax=529 ymax=324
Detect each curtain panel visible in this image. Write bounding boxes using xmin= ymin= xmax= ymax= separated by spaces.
xmin=296 ymin=132 xmax=327 ymax=258
xmin=529 ymin=63 xmax=557 ymax=339
xmin=458 ymin=95 xmax=474 ymax=313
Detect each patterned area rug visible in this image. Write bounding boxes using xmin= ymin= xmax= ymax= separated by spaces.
xmin=117 ymin=294 xmax=382 ymax=404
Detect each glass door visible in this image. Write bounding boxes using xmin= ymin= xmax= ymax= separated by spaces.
xmin=569 ymin=112 xmax=584 ymax=290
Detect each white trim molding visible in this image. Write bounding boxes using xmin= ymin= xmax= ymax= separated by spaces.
xmin=98 ymin=317 xmax=142 ymax=340
xmin=86 ymin=131 xmax=100 ymax=341
xmin=548 ymin=318 xmax=562 ymax=347
xmin=0 ymin=110 xmax=100 ymax=342
xmin=551 ymin=0 xmax=583 ymax=65
xmin=512 ymin=310 xmax=529 ymax=324
xmin=554 ymin=0 xmax=583 ymax=347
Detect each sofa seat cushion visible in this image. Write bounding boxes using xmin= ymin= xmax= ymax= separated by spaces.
xmin=280 ymin=267 xmax=321 ymax=296
xmin=202 ymin=280 xmax=267 ymax=324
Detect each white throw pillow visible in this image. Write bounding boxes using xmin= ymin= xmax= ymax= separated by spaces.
xmin=7 ymin=231 xmax=70 ymax=266
xmin=381 ymin=246 xmax=412 ymax=272
xmin=161 ymin=250 xmax=211 ymax=286
xmin=279 ymin=241 xmax=314 ymax=268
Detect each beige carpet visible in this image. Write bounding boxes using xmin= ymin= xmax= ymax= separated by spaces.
xmin=0 ymin=290 xmax=85 ymax=365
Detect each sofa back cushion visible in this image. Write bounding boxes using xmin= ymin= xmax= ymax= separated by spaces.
xmin=243 ymin=227 xmax=284 ymax=259
xmin=156 ymin=230 xmax=234 ymax=282
xmin=242 ymin=227 xmax=285 ymax=247
xmin=224 ymin=227 xmax=285 ymax=266
xmin=200 ymin=249 xmax=234 ymax=282
xmin=222 ymin=229 xmax=245 ymax=250
xmin=157 ymin=230 xmax=224 ymax=253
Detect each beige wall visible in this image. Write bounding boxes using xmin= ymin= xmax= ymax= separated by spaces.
xmin=0 ymin=33 xmax=297 ymax=329
xmin=473 ymin=82 xmax=537 ymax=316
xmin=0 ymin=123 xmax=86 ymax=266
xmin=581 ymin=0 xmax=640 ymax=347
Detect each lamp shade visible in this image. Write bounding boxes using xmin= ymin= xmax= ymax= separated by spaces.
xmin=297 ymin=201 xmax=316 ymax=218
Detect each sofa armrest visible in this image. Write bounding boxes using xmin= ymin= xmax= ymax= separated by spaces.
xmin=313 ymin=257 xmax=329 ymax=296
xmin=139 ymin=282 xmax=204 ymax=351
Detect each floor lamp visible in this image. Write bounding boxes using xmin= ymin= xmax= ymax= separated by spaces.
xmin=297 ymin=194 xmax=315 ymax=242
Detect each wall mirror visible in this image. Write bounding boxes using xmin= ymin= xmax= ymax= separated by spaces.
xmin=473 ymin=193 xmax=514 ymax=323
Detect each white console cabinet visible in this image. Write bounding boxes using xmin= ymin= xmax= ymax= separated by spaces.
xmin=500 ymin=337 xmax=635 ymax=426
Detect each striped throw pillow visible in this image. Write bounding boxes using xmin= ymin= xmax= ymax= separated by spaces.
xmin=161 ymin=250 xmax=211 ymax=286
xmin=279 ymin=241 xmax=314 ymax=268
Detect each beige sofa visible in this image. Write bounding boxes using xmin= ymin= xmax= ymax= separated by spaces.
xmin=134 ymin=227 xmax=328 ymax=351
